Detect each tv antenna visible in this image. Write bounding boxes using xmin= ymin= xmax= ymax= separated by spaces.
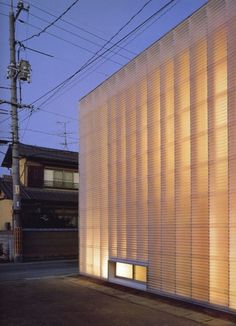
xmin=57 ymin=121 xmax=74 ymax=150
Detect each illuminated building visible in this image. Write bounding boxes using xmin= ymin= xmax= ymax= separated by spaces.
xmin=79 ymin=0 xmax=236 ymax=312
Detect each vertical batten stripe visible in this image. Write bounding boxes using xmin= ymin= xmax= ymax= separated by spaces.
xmin=79 ymin=0 xmax=236 ymax=312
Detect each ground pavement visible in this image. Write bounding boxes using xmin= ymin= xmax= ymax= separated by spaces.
xmin=0 ymin=260 xmax=235 ymax=326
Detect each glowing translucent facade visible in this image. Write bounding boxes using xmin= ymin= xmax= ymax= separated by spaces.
xmin=79 ymin=0 xmax=236 ymax=311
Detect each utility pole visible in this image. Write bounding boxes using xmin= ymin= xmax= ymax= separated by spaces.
xmin=9 ymin=0 xmax=22 ymax=262
xmin=8 ymin=0 xmax=30 ymax=262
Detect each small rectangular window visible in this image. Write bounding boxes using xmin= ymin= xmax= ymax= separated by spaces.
xmin=114 ymin=262 xmax=147 ymax=283
xmin=134 ymin=265 xmax=147 ymax=282
xmin=116 ymin=262 xmax=133 ymax=279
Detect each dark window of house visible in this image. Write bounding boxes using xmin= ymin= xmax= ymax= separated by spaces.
xmin=22 ymin=206 xmax=78 ymax=228
xmin=28 ymin=165 xmax=44 ymax=187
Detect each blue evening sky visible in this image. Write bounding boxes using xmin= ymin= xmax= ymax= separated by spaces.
xmin=0 ymin=0 xmax=207 ymax=175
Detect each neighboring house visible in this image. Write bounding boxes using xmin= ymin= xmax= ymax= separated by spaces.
xmin=0 ymin=143 xmax=79 ymax=261
xmin=79 ymin=0 xmax=236 ymax=314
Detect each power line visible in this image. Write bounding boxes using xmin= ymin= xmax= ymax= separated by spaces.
xmin=88 ymin=0 xmax=153 ymax=64
xmin=53 ymin=54 xmax=109 ymax=76
xmin=37 ymin=54 xmax=114 ymax=109
xmin=17 ymin=42 xmax=54 ymax=57
xmin=21 ymin=107 xmax=33 ymax=141
xmin=19 ymin=26 xmax=122 ymax=71
xmin=0 ymin=116 xmax=10 ymax=124
xmin=0 ymin=1 xmax=16 ymax=8
xmin=0 ymin=12 xmax=8 ymax=17
xmin=37 ymin=108 xmax=77 ymax=121
xmin=28 ymin=11 xmax=131 ymax=61
xmin=20 ymin=24 xmax=131 ymax=73
xmin=0 ymin=109 xmax=8 ymax=114
xmin=39 ymin=6 xmax=176 ymax=111
xmin=21 ymin=0 xmax=80 ymax=42
xmin=39 ymin=71 xmax=102 ymax=109
xmin=45 ymin=0 xmax=151 ymax=98
xmin=20 ymin=0 xmax=177 ymax=138
xmin=26 ymin=0 xmax=136 ymax=56
xmin=37 ymin=0 xmax=180 ymax=136
xmin=19 ymin=102 xmax=78 ymax=140
xmin=0 ymin=110 xmax=30 ymax=129
xmin=43 ymin=0 xmax=179 ymax=109
xmin=0 ymin=86 xmax=12 ymax=90
xmin=18 ymin=101 xmax=77 ymax=143
xmin=19 ymin=106 xmax=76 ymax=124
xmin=31 ymin=0 xmax=176 ymax=107
xmin=103 ymin=0 xmax=180 ymax=65
xmin=131 ymin=0 xmax=179 ymax=44
xmin=19 ymin=20 xmax=123 ymax=67
xmin=18 ymin=0 xmax=155 ymax=133
xmin=20 ymin=127 xmax=77 ymax=140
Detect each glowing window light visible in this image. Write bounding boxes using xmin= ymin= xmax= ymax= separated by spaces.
xmin=134 ymin=265 xmax=147 ymax=282
xmin=116 ymin=262 xmax=133 ymax=279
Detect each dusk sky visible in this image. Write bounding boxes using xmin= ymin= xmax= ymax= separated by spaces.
xmin=0 ymin=0 xmax=207 ymax=175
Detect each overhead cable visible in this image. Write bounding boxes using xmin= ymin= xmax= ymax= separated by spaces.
xmin=87 ymin=0 xmax=153 ymax=65
xmin=21 ymin=0 xmax=80 ymax=42
xmin=26 ymin=0 xmax=136 ymax=56
xmin=19 ymin=20 xmax=123 ymax=66
xmin=28 ymin=12 xmax=131 ymax=61
xmin=31 ymin=0 xmax=175 ymax=106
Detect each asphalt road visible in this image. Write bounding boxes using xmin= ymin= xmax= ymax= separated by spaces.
xmin=0 ymin=260 xmax=235 ymax=326
xmin=0 ymin=277 xmax=203 ymax=326
xmin=0 ymin=259 xmax=78 ymax=281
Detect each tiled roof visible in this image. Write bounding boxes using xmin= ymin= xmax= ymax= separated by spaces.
xmin=0 ymin=176 xmax=78 ymax=204
xmin=2 ymin=143 xmax=78 ymax=167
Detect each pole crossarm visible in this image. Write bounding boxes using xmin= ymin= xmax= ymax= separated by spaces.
xmin=0 ymin=99 xmax=33 ymax=109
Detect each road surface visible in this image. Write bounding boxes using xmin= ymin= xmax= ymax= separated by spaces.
xmin=0 ymin=260 xmax=234 ymax=326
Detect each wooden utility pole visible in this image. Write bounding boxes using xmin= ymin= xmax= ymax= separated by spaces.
xmin=8 ymin=0 xmax=30 ymax=262
xmin=9 ymin=0 xmax=22 ymax=262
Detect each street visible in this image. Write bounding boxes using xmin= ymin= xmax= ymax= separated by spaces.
xmin=0 ymin=260 xmax=235 ymax=326
xmin=0 ymin=259 xmax=78 ymax=282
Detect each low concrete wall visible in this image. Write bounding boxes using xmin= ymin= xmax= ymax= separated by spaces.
xmin=0 ymin=231 xmax=13 ymax=261
xmin=22 ymin=229 xmax=78 ymax=261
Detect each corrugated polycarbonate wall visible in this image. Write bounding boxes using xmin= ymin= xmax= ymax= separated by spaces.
xmin=79 ymin=0 xmax=236 ymax=311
